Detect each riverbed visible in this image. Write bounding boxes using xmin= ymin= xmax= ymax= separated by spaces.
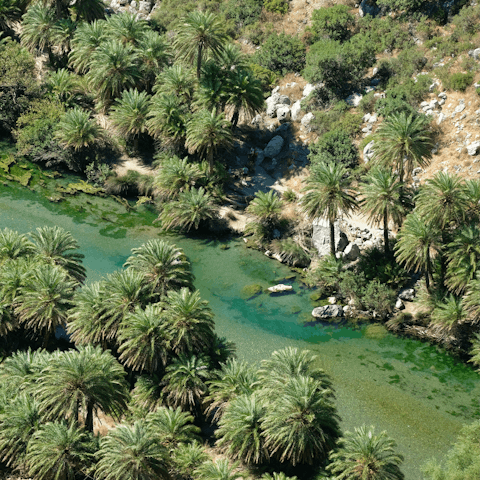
xmin=1 ymin=179 xmax=479 ymax=479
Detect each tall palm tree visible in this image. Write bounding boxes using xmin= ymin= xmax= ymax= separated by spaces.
xmin=246 ymin=189 xmax=283 ymax=239
xmin=162 ymin=354 xmax=211 ymax=415
xmin=359 ymin=167 xmax=405 ymax=255
xmin=36 ymin=346 xmax=129 ymax=432
xmin=162 ymin=287 xmax=214 ymax=355
xmin=185 ymin=108 xmax=233 ymax=175
xmin=69 ymin=20 xmax=106 ymax=73
xmin=124 ymin=239 xmax=194 ymax=298
xmin=110 ymin=89 xmax=150 ymax=150
xmin=395 ymin=212 xmax=442 ymax=291
xmin=25 ymin=422 xmax=93 ymax=480
xmin=205 ymin=358 xmax=257 ymax=423
xmin=101 ymin=269 xmax=151 ymax=343
xmin=131 ymin=374 xmax=163 ymax=413
xmin=30 ymin=226 xmax=86 ymax=284
xmin=430 ymin=295 xmax=467 ymax=340
xmin=261 ymin=376 xmax=340 ymax=466
xmin=445 ymin=224 xmax=480 ymax=294
xmin=172 ymin=441 xmax=209 ymax=480
xmin=159 ymin=187 xmax=218 ymax=233
xmin=46 ymin=69 xmax=79 ymax=106
xmin=14 ymin=264 xmax=75 ymax=347
xmin=153 ymin=156 xmax=205 ymax=201
xmin=465 ymin=178 xmax=480 ymax=223
xmin=0 ymin=228 xmax=35 ymax=263
xmin=67 ymin=281 xmax=107 ymax=347
xmin=0 ymin=257 xmax=40 ymax=306
xmin=194 ymin=459 xmax=243 ymax=480
xmin=0 ymin=394 xmax=42 ymax=468
xmin=328 ymin=425 xmax=404 ymax=480
xmin=195 ymin=61 xmax=229 ymax=112
xmin=137 ymin=30 xmax=171 ymax=92
xmin=145 ymin=406 xmax=200 ymax=450
xmin=95 ymin=422 xmax=170 ymax=480
xmin=55 ymin=107 xmax=104 ymax=154
xmin=87 ymin=40 xmax=141 ymax=110
xmin=216 ymin=392 xmax=268 ymax=465
xmin=301 ymin=161 xmax=357 ymax=256
xmin=147 ymin=93 xmax=188 ymax=148
xmin=155 ymin=65 xmax=195 ymax=104
xmin=372 ymin=112 xmax=433 ymax=184
xmin=21 ymin=4 xmax=55 ymax=55
xmin=117 ymin=304 xmax=171 ymax=374
xmin=105 ymin=12 xmax=148 ymax=46
xmin=173 ymin=11 xmax=227 ymax=79
xmin=0 ymin=349 xmax=43 ymax=394
xmin=225 ymin=69 xmax=264 ymax=128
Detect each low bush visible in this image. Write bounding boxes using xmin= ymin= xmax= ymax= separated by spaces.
xmin=264 ymin=0 xmax=288 ymax=14
xmin=271 ymin=238 xmax=311 ymax=267
xmin=220 ymin=0 xmax=263 ymax=32
xmin=452 ymin=4 xmax=480 ymax=36
xmin=309 ymin=128 xmax=358 ymax=168
xmin=254 ymin=32 xmax=306 ymax=75
xmin=440 ymin=71 xmax=474 ymax=92
xmin=309 ymin=5 xmax=355 ymax=43
xmin=248 ymin=62 xmax=278 ymax=91
xmin=309 ymin=102 xmax=361 ymax=138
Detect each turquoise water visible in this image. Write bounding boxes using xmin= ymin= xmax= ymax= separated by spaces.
xmin=1 ymin=181 xmax=479 ymax=479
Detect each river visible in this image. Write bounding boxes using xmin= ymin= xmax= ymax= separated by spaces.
xmin=1 ymin=178 xmax=479 ymax=479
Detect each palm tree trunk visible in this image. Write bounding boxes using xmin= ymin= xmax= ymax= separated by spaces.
xmin=425 ymin=255 xmax=431 ymax=291
xmin=231 ymin=109 xmax=239 ymax=129
xmin=208 ymin=148 xmax=214 ymax=176
xmin=196 ymin=43 xmax=203 ymax=80
xmin=329 ymin=220 xmax=335 ymax=257
xmin=42 ymin=329 xmax=51 ymax=349
xmin=85 ymin=401 xmax=94 ymax=433
xmin=383 ymin=210 xmax=389 ymax=255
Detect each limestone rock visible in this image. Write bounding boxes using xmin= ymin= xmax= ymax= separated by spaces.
xmin=264 ymin=136 xmax=284 ymax=158
xmin=467 ymin=141 xmax=480 ymax=156
xmin=312 ymin=304 xmax=344 ymax=319
xmin=303 ymin=83 xmax=317 ymax=98
xmin=291 ymin=100 xmax=302 ymax=121
xmin=343 ymin=243 xmax=360 ymax=261
xmin=268 ymin=284 xmax=293 ymax=293
xmin=469 ymin=48 xmax=480 ymax=60
xmin=346 ymin=93 xmax=363 ymax=107
xmin=277 ymin=95 xmax=291 ymax=105
xmin=455 ymin=103 xmax=466 ymax=114
xmin=395 ymin=298 xmax=405 ymax=310
xmin=363 ymin=140 xmax=375 ymax=163
xmin=312 ymin=218 xmax=348 ymax=256
xmin=301 ymin=112 xmax=315 ymax=128
xmin=277 ymin=106 xmax=291 ymax=122
xmin=398 ymin=288 xmax=415 ymax=301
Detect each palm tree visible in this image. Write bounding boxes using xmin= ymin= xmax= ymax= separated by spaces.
xmin=429 ymin=295 xmax=467 ymax=340
xmin=465 ymin=178 xmax=480 ymax=223
xmin=50 ymin=17 xmax=76 ymax=57
xmin=36 ymin=346 xmax=129 ymax=432
xmin=328 ymin=425 xmax=404 ymax=480
xmin=359 ymin=167 xmax=405 ymax=255
xmin=260 ymin=474 xmax=298 ymax=480
xmin=0 ymin=301 xmax=16 ymax=337
xmin=137 ymin=30 xmax=171 ymax=92
xmin=145 ymin=406 xmax=200 ymax=450
xmin=372 ymin=112 xmax=433 ymax=184
xmin=217 ymin=43 xmax=248 ymax=72
xmin=124 ymin=239 xmax=194 ymax=298
xmin=159 ymin=187 xmax=218 ymax=232
xmin=261 ymin=376 xmax=340 ymax=466
xmin=147 ymin=93 xmax=188 ymax=148
xmin=69 ymin=20 xmax=106 ymax=73
xmin=14 ymin=264 xmax=75 ymax=347
xmin=445 ymin=224 xmax=480 ymax=294
xmin=155 ymin=65 xmax=195 ymax=104
xmin=87 ymin=40 xmax=141 ymax=109
xmin=395 ymin=212 xmax=442 ymax=291
xmin=95 ymin=422 xmax=170 ymax=480
xmin=105 ymin=11 xmax=148 ymax=46
xmin=46 ymin=69 xmax=79 ymax=106
xmin=21 ymin=4 xmax=55 ymax=55
xmin=461 ymin=275 xmax=480 ymax=325
xmin=131 ymin=374 xmax=163 ymax=413
xmin=301 ymin=161 xmax=357 ymax=256
xmin=195 ymin=61 xmax=229 ymax=111
xmin=216 ymin=392 xmax=268 ymax=465
xmin=173 ymin=11 xmax=227 ymax=79
xmin=185 ymin=108 xmax=233 ymax=175
xmin=110 ymin=89 xmax=150 ymax=150
xmin=246 ymin=190 xmax=283 ymax=237
xmin=256 ymin=347 xmax=333 ymax=395
xmin=117 ymin=304 xmax=170 ymax=374
xmin=69 ymin=0 xmax=104 ymax=22
xmin=153 ymin=156 xmax=205 ymax=201
xmin=30 ymin=226 xmax=86 ymax=284
xmin=0 ymin=349 xmax=43 ymax=394
xmin=67 ymin=281 xmax=107 ymax=347
xmin=194 ymin=459 xmax=243 ymax=480
xmin=225 ymin=69 xmax=264 ymax=128
xmin=162 ymin=287 xmax=214 ymax=354
xmin=0 ymin=394 xmax=42 ymax=468
xmin=162 ymin=354 xmax=211 ymax=415
xmin=101 ymin=270 xmax=151 ymax=343
xmin=25 ymin=422 xmax=93 ymax=480
xmin=0 ymin=0 xmax=21 ymax=32
xmin=205 ymin=358 xmax=257 ymax=423
xmin=172 ymin=441 xmax=209 ymax=480
xmin=0 ymin=228 xmax=35 ymax=263
xmin=0 ymin=257 xmax=40 ymax=306
xmin=55 ymin=107 xmax=104 ymax=153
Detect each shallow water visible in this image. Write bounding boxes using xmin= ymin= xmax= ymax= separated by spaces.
xmin=1 ymin=180 xmax=479 ymax=479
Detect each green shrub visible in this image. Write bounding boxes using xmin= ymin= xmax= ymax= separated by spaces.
xmin=358 ymin=91 xmax=377 ymax=114
xmin=452 ymin=4 xmax=480 ymax=36
xmin=254 ymin=32 xmax=306 ymax=75
xmin=361 ymin=280 xmax=396 ymax=320
xmin=264 ymin=0 xmax=288 ymax=14
xmin=309 ymin=101 xmax=361 ymax=137
xmin=282 ymin=189 xmax=297 ymax=202
xmin=309 ymin=128 xmax=358 ymax=168
xmin=310 ymin=5 xmax=355 ymax=43
xmin=221 ymin=0 xmax=263 ymax=31
xmin=248 ymin=62 xmax=278 ymax=91
xmin=440 ymin=71 xmax=474 ymax=92
xmin=271 ymin=238 xmax=311 ymax=267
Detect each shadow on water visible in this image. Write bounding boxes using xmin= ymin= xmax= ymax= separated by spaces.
xmin=0 ymin=180 xmax=479 ymax=479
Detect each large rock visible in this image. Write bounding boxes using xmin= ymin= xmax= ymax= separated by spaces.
xmin=359 ymin=0 xmax=380 ymax=17
xmin=363 ymin=140 xmax=375 ymax=163
xmin=264 ymin=136 xmax=284 ymax=158
xmin=303 ymin=83 xmax=317 ymax=98
xmin=277 ymin=106 xmax=291 ymax=122
xmin=343 ymin=243 xmax=360 ymax=261
xmin=469 ymin=48 xmax=480 ymax=60
xmin=266 ymin=93 xmax=281 ymax=117
xmin=346 ymin=93 xmax=363 ymax=107
xmin=277 ymin=95 xmax=291 ymax=105
xmin=467 ymin=141 xmax=480 ymax=156
xmin=268 ymin=284 xmax=293 ymax=293
xmin=291 ymin=100 xmax=302 ymax=121
xmin=312 ymin=304 xmax=344 ymax=319
xmin=312 ymin=218 xmax=348 ymax=256
xmin=301 ymin=112 xmax=315 ymax=128
xmin=398 ymin=288 xmax=415 ymax=301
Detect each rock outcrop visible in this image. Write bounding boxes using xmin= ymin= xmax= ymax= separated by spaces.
xmin=312 ymin=304 xmax=344 ymax=319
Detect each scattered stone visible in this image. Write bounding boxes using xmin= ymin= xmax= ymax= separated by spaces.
xmin=455 ymin=103 xmax=466 ymax=114
xmin=291 ymin=100 xmax=302 ymax=121
xmin=303 ymin=83 xmax=317 ymax=98
xmin=277 ymin=106 xmax=291 ymax=122
xmin=301 ymin=112 xmax=315 ymax=128
xmin=343 ymin=242 xmax=360 ymax=261
xmin=346 ymin=93 xmax=363 ymax=107
xmin=268 ymin=284 xmax=293 ymax=293
xmin=312 ymin=304 xmax=344 ymax=319
xmin=467 ymin=141 xmax=480 ymax=156
xmin=264 ymin=136 xmax=284 ymax=158
xmin=437 ymin=113 xmax=445 ymax=125
xmin=363 ymin=140 xmax=375 ymax=163
xmin=395 ymin=298 xmax=405 ymax=310
xmin=251 ymin=114 xmax=262 ymax=125
xmin=328 ymin=296 xmax=337 ymax=304
xmin=398 ymin=288 xmax=415 ymax=301
xmin=469 ymin=48 xmax=480 ymax=60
